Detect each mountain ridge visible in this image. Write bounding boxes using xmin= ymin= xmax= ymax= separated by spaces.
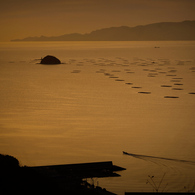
xmin=11 ymin=21 xmax=195 ymax=41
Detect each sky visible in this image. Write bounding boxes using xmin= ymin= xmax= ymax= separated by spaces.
xmin=0 ymin=0 xmax=195 ymax=41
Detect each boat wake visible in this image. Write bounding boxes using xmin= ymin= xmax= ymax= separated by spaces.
xmin=123 ymin=151 xmax=195 ymax=192
xmin=123 ymin=151 xmax=195 ymax=165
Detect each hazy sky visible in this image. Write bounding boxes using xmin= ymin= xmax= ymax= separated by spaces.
xmin=0 ymin=0 xmax=195 ymax=41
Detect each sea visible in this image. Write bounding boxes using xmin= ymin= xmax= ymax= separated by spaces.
xmin=0 ymin=41 xmax=195 ymax=194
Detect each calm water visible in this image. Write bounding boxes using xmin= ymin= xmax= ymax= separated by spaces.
xmin=0 ymin=41 xmax=195 ymax=194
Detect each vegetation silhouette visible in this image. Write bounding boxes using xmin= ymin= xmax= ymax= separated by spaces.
xmin=0 ymin=154 xmax=57 ymax=195
xmin=0 ymin=154 xmax=120 ymax=195
xmin=146 ymin=173 xmax=168 ymax=192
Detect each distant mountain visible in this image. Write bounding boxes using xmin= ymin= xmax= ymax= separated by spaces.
xmin=11 ymin=21 xmax=195 ymax=41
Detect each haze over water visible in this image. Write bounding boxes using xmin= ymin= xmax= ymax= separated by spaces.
xmin=0 ymin=41 xmax=195 ymax=193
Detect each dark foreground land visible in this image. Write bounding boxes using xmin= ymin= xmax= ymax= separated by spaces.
xmin=0 ymin=154 xmax=125 ymax=195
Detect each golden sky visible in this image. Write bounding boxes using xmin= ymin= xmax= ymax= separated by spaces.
xmin=0 ymin=0 xmax=195 ymax=41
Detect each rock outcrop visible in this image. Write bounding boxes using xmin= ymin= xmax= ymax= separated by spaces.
xmin=40 ymin=55 xmax=61 ymax=64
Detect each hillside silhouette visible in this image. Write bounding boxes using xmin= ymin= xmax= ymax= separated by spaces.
xmin=12 ymin=21 xmax=195 ymax=41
